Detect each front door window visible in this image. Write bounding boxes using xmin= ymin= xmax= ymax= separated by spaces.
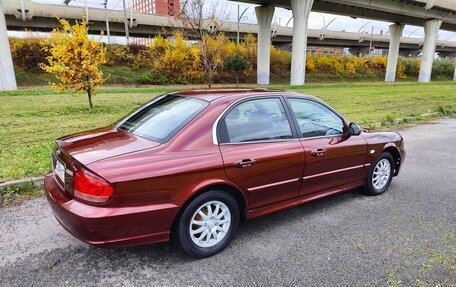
xmin=287 ymin=99 xmax=344 ymax=138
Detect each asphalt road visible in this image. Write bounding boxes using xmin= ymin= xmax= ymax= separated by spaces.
xmin=1 ymin=118 xmax=455 ymax=287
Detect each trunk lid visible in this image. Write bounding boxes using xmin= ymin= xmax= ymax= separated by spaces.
xmin=55 ymin=126 xmax=161 ymax=166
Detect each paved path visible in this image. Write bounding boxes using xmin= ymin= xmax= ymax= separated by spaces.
xmin=1 ymin=118 xmax=455 ymax=287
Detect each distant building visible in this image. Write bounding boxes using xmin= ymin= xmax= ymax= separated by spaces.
xmin=156 ymin=0 xmax=179 ymax=16
xmin=132 ymin=0 xmax=179 ymax=45
xmin=132 ymin=0 xmax=180 ymax=16
xmin=132 ymin=0 xmax=155 ymax=14
xmin=307 ymin=46 xmax=344 ymax=56
xmin=369 ymin=48 xmax=388 ymax=56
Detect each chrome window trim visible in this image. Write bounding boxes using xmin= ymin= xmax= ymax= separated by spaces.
xmin=298 ymin=134 xmax=347 ymax=141
xmin=212 ymin=93 xmax=349 ymax=145
xmin=219 ymin=138 xmax=300 ymax=145
xmin=218 ymin=134 xmax=347 ymax=145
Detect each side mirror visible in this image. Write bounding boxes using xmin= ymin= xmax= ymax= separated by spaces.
xmin=348 ymin=123 xmax=361 ymax=136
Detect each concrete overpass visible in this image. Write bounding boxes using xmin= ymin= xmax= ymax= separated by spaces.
xmin=1 ymin=0 xmax=456 ymax=90
xmin=3 ymin=0 xmax=456 ymax=54
xmin=234 ymin=0 xmax=456 ymax=85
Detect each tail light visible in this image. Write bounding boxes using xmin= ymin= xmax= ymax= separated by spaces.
xmin=73 ymin=170 xmax=113 ymax=203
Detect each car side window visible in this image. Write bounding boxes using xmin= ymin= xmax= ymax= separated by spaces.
xmin=219 ymin=98 xmax=293 ymax=143
xmin=287 ymin=98 xmax=344 ymax=138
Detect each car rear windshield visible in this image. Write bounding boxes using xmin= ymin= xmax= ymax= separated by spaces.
xmin=117 ymin=95 xmax=208 ymax=143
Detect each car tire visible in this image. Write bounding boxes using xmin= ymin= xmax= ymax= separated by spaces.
xmin=173 ymin=190 xmax=240 ymax=258
xmin=364 ymin=152 xmax=395 ymax=196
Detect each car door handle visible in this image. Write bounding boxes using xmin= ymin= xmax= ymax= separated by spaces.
xmin=234 ymin=159 xmax=256 ymax=168
xmin=311 ymin=148 xmax=326 ymax=157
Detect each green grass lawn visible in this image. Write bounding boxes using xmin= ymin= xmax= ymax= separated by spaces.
xmin=1 ymin=82 xmax=455 ymax=182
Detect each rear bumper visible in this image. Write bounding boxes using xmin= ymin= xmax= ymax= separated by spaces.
xmin=44 ymin=173 xmax=179 ymax=248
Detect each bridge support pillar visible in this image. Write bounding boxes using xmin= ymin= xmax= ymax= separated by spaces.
xmin=418 ymin=19 xmax=442 ymax=83
xmin=290 ymin=0 xmax=314 ymax=86
xmin=255 ymin=5 xmax=275 ymax=85
xmin=385 ymin=23 xmax=404 ymax=82
xmin=438 ymin=51 xmax=456 ymax=58
xmin=454 ymin=62 xmax=456 ymax=81
xmin=0 ymin=0 xmax=17 ymax=91
xmin=349 ymin=47 xmax=370 ymax=57
xmin=399 ymin=49 xmax=421 ymax=58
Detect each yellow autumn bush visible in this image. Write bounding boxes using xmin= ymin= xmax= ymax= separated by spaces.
xmin=345 ymin=62 xmax=357 ymax=75
xmin=218 ymin=40 xmax=253 ymax=81
xmin=226 ymin=40 xmax=246 ymax=57
xmin=342 ymin=56 xmax=359 ymax=75
xmin=241 ymin=34 xmax=257 ymax=68
xmin=361 ymin=56 xmax=387 ymax=76
xmin=200 ymin=33 xmax=229 ymax=88
xmin=315 ymin=56 xmax=344 ymax=75
xmin=397 ymin=64 xmax=407 ymax=79
xmin=11 ymin=27 xmax=446 ymax=85
xmin=270 ymin=45 xmax=291 ymax=75
xmin=9 ymin=37 xmax=50 ymax=72
xmin=398 ymin=57 xmax=420 ymax=77
xmin=150 ymin=32 xmax=204 ymax=84
xmin=306 ymin=57 xmax=315 ymax=72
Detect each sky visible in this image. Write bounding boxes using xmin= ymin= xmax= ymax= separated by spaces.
xmin=9 ymin=0 xmax=456 ymax=42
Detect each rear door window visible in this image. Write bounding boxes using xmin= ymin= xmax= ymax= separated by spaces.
xmin=219 ymin=98 xmax=293 ymax=143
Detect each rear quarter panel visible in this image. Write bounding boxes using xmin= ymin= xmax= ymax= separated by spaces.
xmin=86 ymin=97 xmax=249 ymax=211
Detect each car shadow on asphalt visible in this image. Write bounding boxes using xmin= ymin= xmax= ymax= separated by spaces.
xmin=234 ymin=188 xmax=367 ymax=241
xmin=81 ymin=187 xmax=369 ymax=262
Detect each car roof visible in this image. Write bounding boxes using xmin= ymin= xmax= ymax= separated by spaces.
xmin=169 ymin=88 xmax=318 ymax=102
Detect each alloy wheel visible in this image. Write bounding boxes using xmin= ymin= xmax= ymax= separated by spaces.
xmin=372 ymin=158 xmax=391 ymax=190
xmin=189 ymin=200 xmax=231 ymax=248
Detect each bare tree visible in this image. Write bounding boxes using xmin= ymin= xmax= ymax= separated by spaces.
xmin=200 ymin=33 xmax=228 ymax=88
xmin=175 ymin=0 xmax=228 ymax=38
xmin=175 ymin=0 xmax=229 ymax=88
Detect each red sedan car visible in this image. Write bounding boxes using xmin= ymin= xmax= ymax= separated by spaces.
xmin=45 ymin=89 xmax=405 ymax=257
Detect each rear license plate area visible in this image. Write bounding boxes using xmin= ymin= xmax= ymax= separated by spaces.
xmin=54 ymin=157 xmax=66 ymax=185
